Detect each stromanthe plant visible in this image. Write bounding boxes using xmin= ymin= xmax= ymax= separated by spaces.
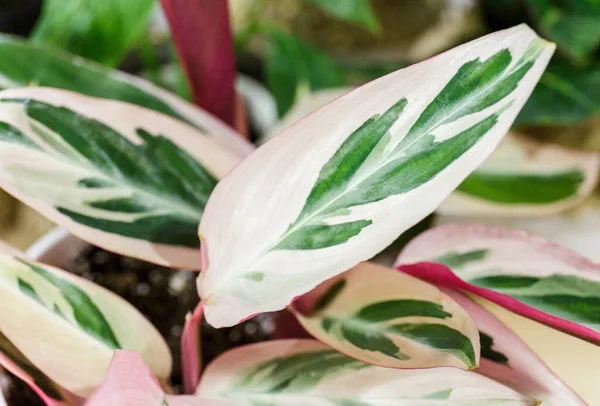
xmin=1 ymin=22 xmax=597 ymax=405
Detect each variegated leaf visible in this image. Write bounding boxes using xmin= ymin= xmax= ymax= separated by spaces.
xmin=445 ymin=289 xmax=585 ymax=406
xmin=196 ymin=339 xmax=535 ymax=405
xmin=198 ymin=24 xmax=554 ymax=327
xmin=291 ymin=262 xmax=479 ymax=370
xmin=86 ymin=351 xmax=203 ymax=406
xmin=0 ymin=87 xmax=244 ymax=268
xmin=0 ymin=252 xmax=171 ymax=397
xmin=436 ymin=197 xmax=600 ymax=262
xmin=440 ymin=132 xmax=600 ymax=216
xmin=0 ymin=34 xmax=253 ymax=158
xmin=397 ymin=223 xmax=600 ymax=344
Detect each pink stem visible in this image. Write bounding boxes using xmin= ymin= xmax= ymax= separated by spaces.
xmin=160 ymin=0 xmax=237 ymax=129
xmin=180 ymin=302 xmax=204 ymax=394
xmin=398 ymin=262 xmax=600 ymax=345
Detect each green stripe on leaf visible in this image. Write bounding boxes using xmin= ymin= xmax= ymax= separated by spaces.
xmin=433 ymin=249 xmax=489 ymax=268
xmin=231 ymin=350 xmax=365 ymax=394
xmin=469 ymin=274 xmax=600 ymax=329
xmin=316 ymin=299 xmax=476 ymax=368
xmin=18 ymin=259 xmax=121 ymax=349
xmin=479 ymin=332 xmax=509 ymax=366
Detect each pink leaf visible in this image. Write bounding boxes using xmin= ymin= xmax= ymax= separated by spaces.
xmin=160 ymin=0 xmax=237 ymax=129
xmin=86 ymin=351 xmax=199 ymax=406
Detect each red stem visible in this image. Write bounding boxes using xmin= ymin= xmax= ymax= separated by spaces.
xmin=180 ymin=302 xmax=204 ymax=394
xmin=160 ymin=0 xmax=237 ymax=129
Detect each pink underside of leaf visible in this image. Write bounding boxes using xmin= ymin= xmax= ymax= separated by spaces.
xmin=442 ymin=287 xmax=585 ymax=405
xmin=181 ymin=302 xmax=204 ymax=394
xmin=160 ymin=0 xmax=237 ymax=129
xmin=397 ymin=261 xmax=600 ymax=345
xmin=86 ymin=351 xmax=202 ymax=406
xmin=85 ymin=350 xmax=163 ymax=406
xmin=0 ymin=352 xmax=69 ymax=406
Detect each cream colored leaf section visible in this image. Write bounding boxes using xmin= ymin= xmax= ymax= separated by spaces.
xmin=292 ymin=262 xmax=479 ymax=370
xmin=197 ymin=339 xmax=535 ymax=405
xmin=0 ymin=253 xmax=171 ymax=397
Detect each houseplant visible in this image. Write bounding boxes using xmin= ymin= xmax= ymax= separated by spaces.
xmin=2 ymin=18 xmax=599 ymax=405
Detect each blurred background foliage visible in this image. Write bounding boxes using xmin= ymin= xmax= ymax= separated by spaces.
xmin=0 ymin=0 xmax=599 ymax=248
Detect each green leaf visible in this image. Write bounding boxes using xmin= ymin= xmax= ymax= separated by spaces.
xmin=525 ymin=0 xmax=600 ymax=64
xmin=31 ymin=0 xmax=155 ymax=66
xmin=0 ymin=34 xmax=254 ymax=160
xmin=0 ymin=35 xmax=189 ymax=126
xmin=457 ymin=170 xmax=584 ymax=204
xmin=301 ymin=0 xmax=380 ymax=33
xmin=516 ymin=61 xmax=600 ymax=126
xmin=266 ymin=30 xmax=343 ymax=117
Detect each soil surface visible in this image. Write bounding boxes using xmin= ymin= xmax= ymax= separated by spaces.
xmin=1 ymin=246 xmax=274 ymax=403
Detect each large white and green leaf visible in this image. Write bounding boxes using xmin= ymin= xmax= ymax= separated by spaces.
xmin=397 ymin=223 xmax=600 ymax=344
xmin=0 ymin=250 xmax=171 ymax=397
xmin=198 ymin=24 xmax=554 ymax=327
xmin=439 ymin=132 xmax=600 ymax=216
xmin=196 ymin=339 xmax=534 ymax=405
xmin=0 ymin=87 xmax=244 ymax=267
xmin=445 ymin=289 xmax=585 ymax=406
xmin=291 ymin=262 xmax=479 ymax=370
xmin=0 ymin=34 xmax=253 ymax=158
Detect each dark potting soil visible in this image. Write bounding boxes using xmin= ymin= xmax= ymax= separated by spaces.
xmin=1 ymin=246 xmax=274 ymax=404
